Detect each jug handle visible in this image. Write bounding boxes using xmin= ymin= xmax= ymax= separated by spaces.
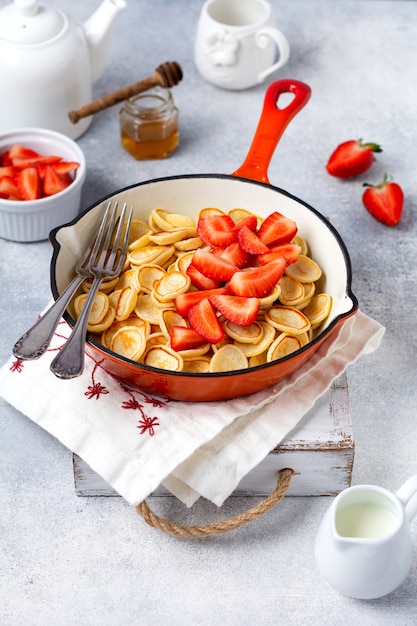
xmin=232 ymin=79 xmax=311 ymax=184
xmin=396 ymin=475 xmax=417 ymax=522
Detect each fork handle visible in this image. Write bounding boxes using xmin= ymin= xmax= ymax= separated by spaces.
xmin=13 ymin=275 xmax=86 ymax=360
xmin=50 ymin=276 xmax=102 ymax=379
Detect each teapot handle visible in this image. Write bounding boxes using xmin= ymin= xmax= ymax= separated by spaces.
xmin=396 ymin=475 xmax=417 ymax=522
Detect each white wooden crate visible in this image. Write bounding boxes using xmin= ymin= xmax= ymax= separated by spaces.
xmin=73 ymin=372 xmax=353 ymax=498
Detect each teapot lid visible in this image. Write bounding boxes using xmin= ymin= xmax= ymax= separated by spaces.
xmin=0 ymin=0 xmax=66 ymax=45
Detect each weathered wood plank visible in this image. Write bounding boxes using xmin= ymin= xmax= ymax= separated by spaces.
xmin=73 ymin=372 xmax=353 ymax=498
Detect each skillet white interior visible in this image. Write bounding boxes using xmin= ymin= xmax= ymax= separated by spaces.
xmin=51 ymin=174 xmax=357 ymax=337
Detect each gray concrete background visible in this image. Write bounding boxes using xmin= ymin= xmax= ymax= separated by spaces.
xmin=1 ymin=1 xmax=416 ymax=624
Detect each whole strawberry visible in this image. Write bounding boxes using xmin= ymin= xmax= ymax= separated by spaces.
xmin=326 ymin=139 xmax=382 ymax=178
xmin=362 ymin=174 xmax=404 ymax=226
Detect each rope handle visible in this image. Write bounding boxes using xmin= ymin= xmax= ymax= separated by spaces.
xmin=135 ymin=468 xmax=297 ymax=538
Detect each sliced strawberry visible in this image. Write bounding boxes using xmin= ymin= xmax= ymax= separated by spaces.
xmin=219 ymin=241 xmax=248 ymax=268
xmin=209 ymin=294 xmax=260 ymax=326
xmin=197 ymin=214 xmax=237 ymax=247
xmin=186 ymin=263 xmax=221 ymax=290
xmin=175 ymin=286 xmax=229 ymax=316
xmin=228 ymin=258 xmax=286 ymax=298
xmin=15 ymin=167 xmax=41 ymax=200
xmin=258 ymin=243 xmax=302 ymax=266
xmin=257 ymin=211 xmax=298 ymax=246
xmin=238 ymin=224 xmax=269 ymax=254
xmin=245 ymin=253 xmax=262 ymax=269
xmin=52 ymin=161 xmax=80 ymax=175
xmin=0 ymin=146 xmax=79 ymax=200
xmin=12 ymin=154 xmax=62 ymax=168
xmin=192 ymin=247 xmax=237 ymax=282
xmin=170 ymin=326 xmax=208 ymax=352
xmin=42 ymin=165 xmax=72 ymax=196
xmin=8 ymin=144 xmax=40 ymax=161
xmin=188 ymin=298 xmax=225 ymax=344
xmin=0 ymin=176 xmax=22 ymax=200
xmin=36 ymin=163 xmax=48 ymax=180
xmin=232 ymin=214 xmax=258 ymax=233
xmin=1 ymin=150 xmax=12 ymax=167
xmin=0 ymin=166 xmax=17 ymax=178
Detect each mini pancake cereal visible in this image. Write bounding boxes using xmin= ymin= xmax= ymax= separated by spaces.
xmin=209 ymin=344 xmax=248 ymax=372
xmin=110 ymin=325 xmax=147 ymax=361
xmin=72 ymin=207 xmax=332 ymax=373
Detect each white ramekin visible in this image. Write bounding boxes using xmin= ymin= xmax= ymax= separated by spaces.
xmin=0 ymin=127 xmax=86 ymax=242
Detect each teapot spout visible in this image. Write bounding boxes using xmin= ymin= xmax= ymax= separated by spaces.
xmin=83 ymin=0 xmax=126 ymax=83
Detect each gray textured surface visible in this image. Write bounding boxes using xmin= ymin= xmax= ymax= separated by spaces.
xmin=1 ymin=0 xmax=417 ymax=624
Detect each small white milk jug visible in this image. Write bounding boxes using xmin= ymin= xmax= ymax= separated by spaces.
xmin=315 ymin=476 xmax=417 ymax=599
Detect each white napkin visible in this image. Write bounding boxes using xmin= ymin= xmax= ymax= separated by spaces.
xmin=0 ymin=308 xmax=384 ymax=507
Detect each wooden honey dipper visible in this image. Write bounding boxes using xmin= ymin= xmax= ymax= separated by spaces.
xmin=68 ymin=61 xmax=183 ymax=124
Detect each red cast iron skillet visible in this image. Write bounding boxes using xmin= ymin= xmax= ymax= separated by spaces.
xmin=50 ymin=79 xmax=358 ymax=402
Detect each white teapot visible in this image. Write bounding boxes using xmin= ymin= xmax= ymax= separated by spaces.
xmin=0 ymin=0 xmax=126 ymax=139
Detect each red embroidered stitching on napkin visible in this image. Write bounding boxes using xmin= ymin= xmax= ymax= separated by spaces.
xmin=9 ymin=330 xmax=169 ymax=437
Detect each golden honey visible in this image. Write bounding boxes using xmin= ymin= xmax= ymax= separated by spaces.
xmin=119 ymin=87 xmax=179 ymax=160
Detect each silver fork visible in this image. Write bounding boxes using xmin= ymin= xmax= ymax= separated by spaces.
xmin=49 ymin=200 xmax=132 ymax=379
xmin=13 ymin=200 xmax=118 ymax=361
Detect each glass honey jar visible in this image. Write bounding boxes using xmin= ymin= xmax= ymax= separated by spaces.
xmin=119 ymin=86 xmax=179 ymax=160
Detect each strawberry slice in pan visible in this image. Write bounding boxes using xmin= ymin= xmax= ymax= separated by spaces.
xmin=209 ymin=294 xmax=260 ymax=326
xmin=188 ymin=298 xmax=225 ymax=344
xmin=238 ymin=224 xmax=269 ymax=255
xmin=197 ymin=214 xmax=237 ymax=248
xmin=186 ymin=263 xmax=221 ymax=291
xmin=217 ymin=241 xmax=248 ymax=268
xmin=258 ymin=243 xmax=302 ymax=266
xmin=170 ymin=326 xmax=208 ymax=352
xmin=228 ymin=258 xmax=286 ymax=298
xmin=192 ymin=247 xmax=237 ymax=282
xmin=232 ymin=214 xmax=258 ymax=233
xmin=175 ymin=286 xmax=229 ymax=316
xmin=257 ymin=211 xmax=298 ymax=246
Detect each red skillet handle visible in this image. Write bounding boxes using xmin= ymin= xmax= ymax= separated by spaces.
xmin=232 ymin=79 xmax=311 ymax=184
